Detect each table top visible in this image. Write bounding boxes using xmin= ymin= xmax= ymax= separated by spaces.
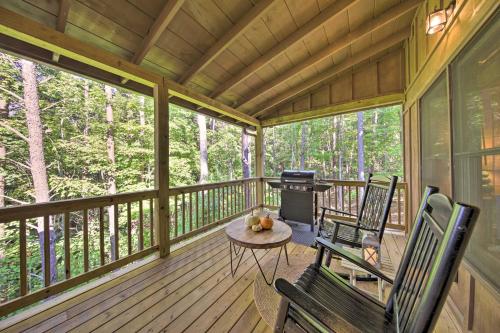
xmin=225 ymin=219 xmax=292 ymax=249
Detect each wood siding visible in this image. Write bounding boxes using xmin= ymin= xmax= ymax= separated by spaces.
xmin=402 ymin=1 xmax=500 ymax=332
xmin=261 ymin=49 xmax=405 ymax=126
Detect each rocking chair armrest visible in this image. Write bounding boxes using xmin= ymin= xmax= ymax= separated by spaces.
xmin=357 ymin=226 xmax=380 ymax=233
xmin=275 ymin=278 xmax=337 ymax=330
xmin=320 ymin=207 xmax=357 ymax=217
xmin=315 ymin=237 xmax=394 ymax=284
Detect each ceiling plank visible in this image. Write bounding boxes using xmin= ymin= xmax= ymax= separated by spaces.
xmin=0 ymin=6 xmax=259 ymax=126
xmin=178 ymin=0 xmax=276 ymax=84
xmin=130 ymin=0 xmax=186 ymax=65
xmin=208 ymin=0 xmax=356 ymax=99
xmin=237 ymin=0 xmax=421 ymax=108
xmin=252 ymin=28 xmax=410 ymax=118
xmin=52 ymin=0 xmax=71 ymax=62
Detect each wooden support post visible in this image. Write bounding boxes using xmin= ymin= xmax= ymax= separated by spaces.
xmin=154 ymin=77 xmax=170 ymax=257
xmin=255 ymin=126 xmax=264 ymax=207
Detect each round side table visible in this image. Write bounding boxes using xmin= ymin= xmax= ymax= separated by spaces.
xmin=225 ymin=219 xmax=292 ymax=285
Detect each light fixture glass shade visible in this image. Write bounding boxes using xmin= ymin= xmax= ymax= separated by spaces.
xmin=426 ymin=9 xmax=447 ymax=35
xmin=362 ymin=233 xmax=381 ymax=268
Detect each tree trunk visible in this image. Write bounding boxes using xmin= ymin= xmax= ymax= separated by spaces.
xmin=104 ymin=85 xmax=117 ymax=261
xmin=337 ymin=115 xmax=344 ymax=207
xmin=331 ymin=117 xmax=338 ymax=178
xmin=357 ymin=112 xmax=365 ymax=181
xmin=83 ymin=80 xmax=90 ymax=138
xmin=300 ymin=122 xmax=307 ymax=170
xmin=21 ymin=59 xmax=57 ymax=284
xmin=242 ymin=130 xmax=251 ymax=208
xmin=197 ymin=114 xmax=208 ymax=184
xmin=0 ymin=98 xmax=7 ymax=259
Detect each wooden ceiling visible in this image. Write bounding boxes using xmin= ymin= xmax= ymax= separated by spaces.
xmin=0 ymin=0 xmax=420 ymax=122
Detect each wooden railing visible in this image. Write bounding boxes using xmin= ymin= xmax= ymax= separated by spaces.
xmin=263 ymin=177 xmax=408 ymax=231
xmin=0 ymin=177 xmax=405 ymax=317
xmin=0 ymin=190 xmax=158 ymax=317
xmin=169 ymin=178 xmax=259 ymax=243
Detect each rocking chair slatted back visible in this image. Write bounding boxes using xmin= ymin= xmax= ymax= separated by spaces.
xmin=357 ymin=174 xmax=398 ymax=239
xmin=387 ymin=186 xmax=479 ymax=332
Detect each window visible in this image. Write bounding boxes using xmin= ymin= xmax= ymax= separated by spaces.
xmin=420 ymin=72 xmax=451 ymax=195
xmin=451 ymin=12 xmax=500 ymax=290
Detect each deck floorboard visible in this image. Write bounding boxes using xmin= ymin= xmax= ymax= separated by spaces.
xmin=0 ymin=226 xmax=458 ymax=333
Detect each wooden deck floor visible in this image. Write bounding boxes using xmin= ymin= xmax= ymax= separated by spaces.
xmin=0 ymin=225 xmax=460 ymax=333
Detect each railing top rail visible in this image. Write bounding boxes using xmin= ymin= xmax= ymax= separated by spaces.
xmin=0 ymin=189 xmax=158 ymax=223
xmin=169 ymin=177 xmax=259 ymax=195
xmin=263 ymin=177 xmax=406 ymax=188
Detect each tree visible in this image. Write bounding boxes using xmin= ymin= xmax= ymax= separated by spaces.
xmin=21 ymin=59 xmax=57 ymax=284
xmin=357 ymin=111 xmax=365 ymax=180
xmin=300 ymin=122 xmax=307 ymax=170
xmin=197 ymin=114 xmax=208 ymax=183
xmin=104 ymin=84 xmax=117 ymax=261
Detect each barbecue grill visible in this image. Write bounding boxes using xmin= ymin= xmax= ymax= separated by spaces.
xmin=267 ymin=170 xmax=331 ymax=231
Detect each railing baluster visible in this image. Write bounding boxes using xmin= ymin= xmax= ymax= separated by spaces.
xmin=231 ymin=185 xmax=236 ymax=215
xmin=348 ymin=186 xmax=352 ymax=215
xmin=202 ymin=190 xmax=205 ymax=226
xmin=19 ymin=218 xmax=27 ymax=296
xmin=182 ymin=193 xmax=186 ymax=235
xmin=328 ymin=187 xmax=331 ymax=210
xmin=212 ymin=188 xmax=216 ymax=223
xmin=189 ymin=192 xmax=193 ymax=232
xmin=127 ymin=202 xmax=132 ymax=255
xmin=398 ymin=188 xmax=402 ymax=225
xmin=196 ymin=190 xmax=199 ymax=229
xmin=217 ymin=187 xmax=221 ymax=221
xmin=64 ymin=212 xmax=71 ymax=279
xmin=139 ymin=200 xmax=144 ymax=251
xmin=83 ymin=209 xmax=89 ymax=272
xmin=149 ymin=198 xmax=154 ymax=246
xmin=174 ymin=195 xmax=178 ymax=237
xmin=99 ymin=207 xmax=105 ymax=266
xmin=113 ymin=204 xmax=119 ymax=260
xmin=43 ymin=215 xmax=50 ymax=287
xmin=355 ymin=186 xmax=359 ymax=215
xmin=222 ymin=186 xmax=225 ymax=218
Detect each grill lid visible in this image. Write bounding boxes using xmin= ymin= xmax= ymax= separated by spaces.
xmin=281 ymin=170 xmax=316 ymax=183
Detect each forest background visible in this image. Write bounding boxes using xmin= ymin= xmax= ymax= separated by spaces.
xmin=0 ymin=52 xmax=402 ymax=303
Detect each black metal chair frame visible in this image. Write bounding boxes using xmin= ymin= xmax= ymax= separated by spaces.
xmin=317 ymin=174 xmax=398 ymax=266
xmin=274 ymin=186 xmax=479 ymax=333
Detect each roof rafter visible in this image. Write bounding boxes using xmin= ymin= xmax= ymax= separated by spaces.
xmin=237 ymin=0 xmax=421 ymax=109
xmin=52 ymin=0 xmax=71 ymax=62
xmin=208 ymin=0 xmax=356 ymax=99
xmin=252 ymin=27 xmax=411 ymax=118
xmin=131 ymin=0 xmax=185 ymax=65
xmin=178 ymin=0 xmax=276 ymax=84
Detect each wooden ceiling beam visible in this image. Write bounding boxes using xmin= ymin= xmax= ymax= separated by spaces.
xmin=131 ymin=0 xmax=185 ymax=65
xmin=0 ymin=7 xmax=259 ymax=126
xmin=178 ymin=0 xmax=276 ymax=84
xmin=252 ymin=28 xmax=410 ymax=118
xmin=238 ymin=0 xmax=421 ymax=109
xmin=208 ymin=0 xmax=356 ymax=99
xmin=52 ymin=0 xmax=71 ymax=62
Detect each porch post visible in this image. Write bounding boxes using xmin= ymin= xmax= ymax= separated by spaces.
xmin=154 ymin=77 xmax=170 ymax=257
xmin=255 ymin=125 xmax=264 ymax=207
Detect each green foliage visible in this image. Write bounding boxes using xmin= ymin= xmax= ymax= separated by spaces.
xmin=264 ymin=107 xmax=403 ymax=179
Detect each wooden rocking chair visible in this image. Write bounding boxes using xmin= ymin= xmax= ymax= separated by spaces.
xmin=274 ymin=186 xmax=479 ymax=333
xmin=316 ymin=174 xmax=398 ymax=265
